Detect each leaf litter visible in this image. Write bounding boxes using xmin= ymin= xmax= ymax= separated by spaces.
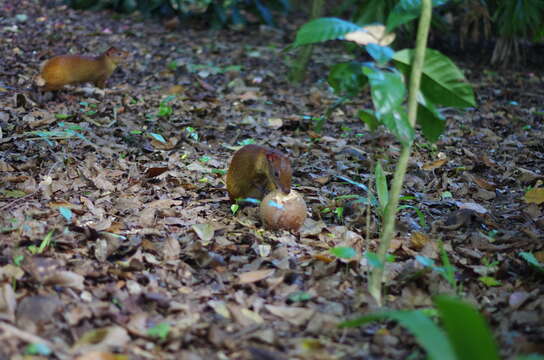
xmin=0 ymin=1 xmax=543 ymax=359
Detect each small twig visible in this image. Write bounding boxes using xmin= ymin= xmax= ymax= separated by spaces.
xmin=0 ymin=192 xmax=37 ymax=211
xmin=0 ymin=321 xmax=69 ymax=358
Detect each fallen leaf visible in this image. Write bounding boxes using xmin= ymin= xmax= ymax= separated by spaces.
xmin=344 ymin=25 xmax=395 ymax=46
xmin=265 ymin=305 xmax=314 ymax=326
xmin=410 ymin=232 xmax=430 ymax=250
xmin=524 ymin=188 xmax=544 ymax=204
xmin=75 ymin=352 xmax=129 ymax=360
xmin=0 ymin=283 xmax=16 ymax=322
xmin=44 ymin=270 xmax=85 ymax=290
xmin=238 ymin=269 xmax=275 ymax=284
xmin=72 ymin=326 xmax=130 ymax=353
xmin=191 ymin=223 xmax=215 ymax=243
xmin=422 ymin=158 xmax=448 ymax=171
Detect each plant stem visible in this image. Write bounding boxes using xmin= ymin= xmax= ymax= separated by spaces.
xmin=368 ymin=0 xmax=432 ymax=306
xmin=288 ymin=0 xmax=324 ymax=83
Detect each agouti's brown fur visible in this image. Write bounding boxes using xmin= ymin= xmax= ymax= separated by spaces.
xmin=226 ymin=144 xmax=292 ymax=202
xmin=36 ymin=47 xmax=128 ymax=91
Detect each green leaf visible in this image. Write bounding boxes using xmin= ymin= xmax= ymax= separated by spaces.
xmin=417 ymin=96 xmax=445 ymax=142
xmin=363 ymin=66 xmax=406 ymax=114
xmin=387 ymin=0 xmax=448 ymax=31
xmin=149 ymin=133 xmax=166 ymax=143
xmin=337 ymin=175 xmax=369 ymax=192
xmin=341 ymin=310 xmax=456 ymax=360
xmin=0 ymin=189 xmax=27 ymax=198
xmin=517 ymin=354 xmax=544 ymax=360
xmin=380 ymin=108 xmax=414 ymax=146
xmin=25 ymin=343 xmax=52 ymax=356
xmin=397 ymin=204 xmax=427 ymax=227
xmin=147 ymin=322 xmax=170 ymax=341
xmin=161 ymin=95 xmax=176 ymax=104
xmin=288 ymin=291 xmax=312 ymax=302
xmin=292 ymin=18 xmax=361 ymax=47
xmin=13 ymin=255 xmax=24 ymax=266
xmin=157 ymin=104 xmax=173 ymax=117
xmin=38 ymin=230 xmax=54 ymax=254
xmin=478 ymin=276 xmax=502 ymax=287
xmin=329 ymin=246 xmax=356 ymax=259
xmin=366 ymin=44 xmax=395 ymax=64
xmin=358 ymin=109 xmax=380 ymax=131
xmin=416 ymin=255 xmax=435 ymax=268
xmin=238 ymin=138 xmax=256 ymax=146
xmin=167 ymin=61 xmax=178 ymax=70
xmin=435 ymin=296 xmax=500 ymax=360
xmin=438 ymin=241 xmax=456 ymax=287
xmin=375 ymin=162 xmax=389 ymax=212
xmin=328 ymin=61 xmax=368 ymax=97
xmin=254 ymin=0 xmax=273 ymax=26
xmin=185 ymin=127 xmax=199 ymax=141
xmin=365 ymin=251 xmax=383 ymax=268
xmin=59 ymin=207 xmax=73 ymax=221
xmin=519 ymin=252 xmax=544 ymax=272
xmin=393 ymin=49 xmax=476 ymax=108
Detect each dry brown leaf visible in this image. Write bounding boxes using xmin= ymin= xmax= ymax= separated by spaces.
xmin=0 ymin=283 xmax=16 ymax=322
xmin=208 ymin=300 xmax=230 ymax=319
xmin=93 ymin=173 xmax=116 ymax=192
xmin=265 ymin=305 xmax=314 ymax=326
xmin=227 ymin=303 xmax=260 ymax=326
xmin=192 ymin=223 xmax=215 ymax=242
xmin=163 ymin=236 xmax=181 ymax=261
xmin=44 ymin=270 xmax=85 ymax=290
xmin=344 ymin=25 xmax=395 ymax=46
xmin=75 ymin=352 xmax=128 ymax=360
xmin=410 ymin=232 xmax=430 ymax=250
xmin=0 ymin=160 xmax=16 ymax=171
xmin=422 ymin=158 xmax=448 ymax=171
xmin=471 ymin=175 xmax=496 ymax=191
xmin=147 ymin=199 xmax=183 ymax=208
xmin=238 ymin=269 xmax=275 ymax=284
xmin=524 ymin=188 xmax=544 ymax=204
xmin=72 ymin=326 xmax=130 ymax=353
xmin=457 ymin=202 xmax=488 ymax=214
xmin=266 ymin=117 xmax=283 ymax=129
xmin=0 ymin=264 xmax=25 ymax=281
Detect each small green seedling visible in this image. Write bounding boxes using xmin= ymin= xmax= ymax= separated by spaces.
xmin=28 ymin=230 xmax=54 ymax=255
xmin=147 ymin=322 xmax=170 ymax=341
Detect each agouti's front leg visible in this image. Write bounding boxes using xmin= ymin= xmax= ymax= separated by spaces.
xmin=94 ymin=77 xmax=107 ymax=89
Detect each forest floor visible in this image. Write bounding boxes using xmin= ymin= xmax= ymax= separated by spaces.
xmin=0 ymin=1 xmax=543 ymax=359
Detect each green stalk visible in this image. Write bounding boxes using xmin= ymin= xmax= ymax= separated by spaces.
xmin=368 ymin=0 xmax=432 ymax=306
xmin=288 ymin=0 xmax=324 ymax=83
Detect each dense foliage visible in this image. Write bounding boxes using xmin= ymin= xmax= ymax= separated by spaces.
xmin=67 ymin=0 xmax=290 ymax=27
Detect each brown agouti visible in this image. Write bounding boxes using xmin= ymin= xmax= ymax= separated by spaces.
xmin=226 ymin=144 xmax=292 ymax=202
xmin=36 ymin=47 xmax=128 ymax=91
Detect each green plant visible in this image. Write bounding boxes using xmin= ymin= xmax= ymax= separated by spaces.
xmin=28 ymin=230 xmax=54 ymax=255
xmin=27 ymin=122 xmax=92 ymax=146
xmin=147 ymin=322 xmax=171 ymax=341
xmin=67 ymin=0 xmax=290 ymax=27
xmin=341 ymin=296 xmax=500 ymax=360
xmin=290 ymin=0 xmax=474 ymax=305
xmin=416 ymin=240 xmax=458 ymax=291
xmin=519 ymin=252 xmax=544 ymax=273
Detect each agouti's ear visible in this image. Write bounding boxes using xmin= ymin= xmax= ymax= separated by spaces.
xmin=106 ymin=47 xmax=118 ymax=55
xmin=266 ymin=153 xmax=277 ymax=162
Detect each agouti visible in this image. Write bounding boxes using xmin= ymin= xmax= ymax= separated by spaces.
xmin=226 ymin=144 xmax=292 ymax=202
xmin=36 ymin=47 xmax=128 ymax=91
